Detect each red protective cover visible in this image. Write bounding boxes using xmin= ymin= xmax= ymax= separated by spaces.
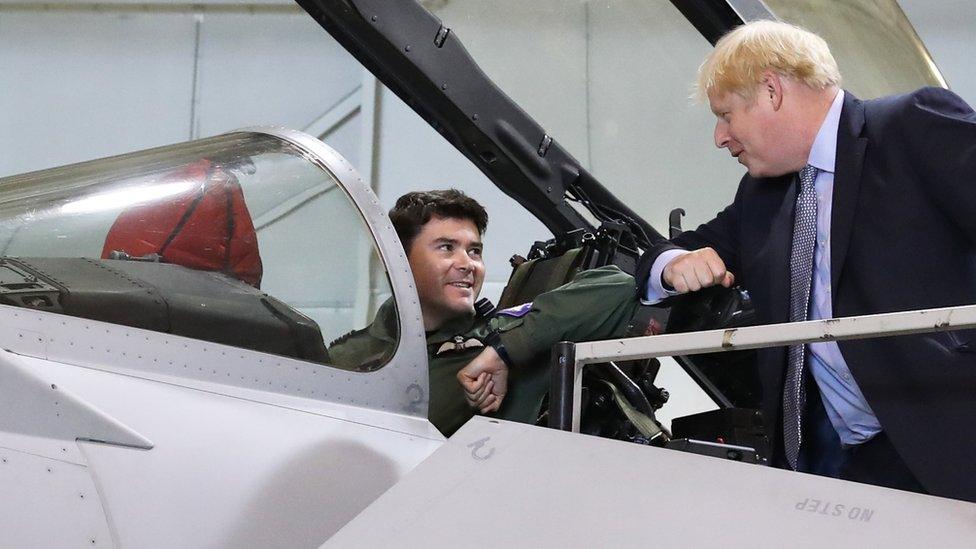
xmin=101 ymin=159 xmax=263 ymax=287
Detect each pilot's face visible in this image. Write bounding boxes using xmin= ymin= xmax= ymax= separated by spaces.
xmin=709 ymin=85 xmax=796 ymax=178
xmin=407 ymin=216 xmax=485 ymax=331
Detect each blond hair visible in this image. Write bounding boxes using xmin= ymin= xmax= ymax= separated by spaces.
xmin=697 ymin=20 xmax=841 ymax=100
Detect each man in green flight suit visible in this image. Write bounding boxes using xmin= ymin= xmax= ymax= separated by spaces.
xmin=329 ymin=189 xmax=637 ymax=436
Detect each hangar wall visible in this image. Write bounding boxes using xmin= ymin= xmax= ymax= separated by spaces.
xmin=0 ymin=2 xmax=363 ymax=173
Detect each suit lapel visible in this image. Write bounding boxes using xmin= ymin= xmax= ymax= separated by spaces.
xmin=759 ymin=175 xmax=797 ymax=394
xmin=763 ymin=176 xmax=798 ymax=325
xmin=830 ymin=93 xmax=868 ymax=296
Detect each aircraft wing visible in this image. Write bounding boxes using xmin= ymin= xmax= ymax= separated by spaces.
xmin=325 ymin=416 xmax=976 ymax=547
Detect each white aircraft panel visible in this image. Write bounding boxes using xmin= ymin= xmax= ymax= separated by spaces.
xmin=0 ymin=447 xmax=113 ymax=548
xmin=20 ymin=356 xmax=443 ymax=549
xmin=0 ymin=350 xmax=151 ymax=463
xmin=327 ymin=417 xmax=976 ymax=548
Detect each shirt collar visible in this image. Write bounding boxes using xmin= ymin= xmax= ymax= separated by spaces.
xmin=425 ymin=312 xmax=479 ymax=345
xmin=807 ymin=89 xmax=844 ymax=174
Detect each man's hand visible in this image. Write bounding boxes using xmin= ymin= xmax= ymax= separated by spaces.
xmin=457 ymin=346 xmax=508 ymax=414
xmin=663 ymin=247 xmax=735 ymax=293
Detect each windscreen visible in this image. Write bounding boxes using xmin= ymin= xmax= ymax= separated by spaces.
xmin=0 ymin=132 xmax=398 ymax=370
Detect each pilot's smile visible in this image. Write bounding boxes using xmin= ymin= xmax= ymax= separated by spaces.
xmin=447 ymin=278 xmax=474 ymax=296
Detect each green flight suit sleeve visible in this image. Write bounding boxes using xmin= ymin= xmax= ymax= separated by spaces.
xmin=493 ymin=265 xmax=638 ymax=365
xmin=487 ymin=265 xmax=638 ymax=424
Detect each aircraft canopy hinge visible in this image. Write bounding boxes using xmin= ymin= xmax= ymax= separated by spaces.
xmin=434 ymin=26 xmax=450 ymax=48
xmin=537 ymin=134 xmax=552 ymax=157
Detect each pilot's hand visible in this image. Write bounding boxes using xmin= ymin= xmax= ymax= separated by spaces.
xmin=663 ymin=247 xmax=734 ymax=293
xmin=457 ymin=347 xmax=508 ymax=414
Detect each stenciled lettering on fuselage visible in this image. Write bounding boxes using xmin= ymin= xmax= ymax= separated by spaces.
xmin=795 ymin=498 xmax=875 ymax=522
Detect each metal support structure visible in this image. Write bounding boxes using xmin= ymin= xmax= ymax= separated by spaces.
xmin=550 ymin=303 xmax=976 ymax=433
xmin=548 ymin=341 xmax=576 ymax=431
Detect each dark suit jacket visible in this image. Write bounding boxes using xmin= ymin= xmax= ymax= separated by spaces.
xmin=638 ymin=88 xmax=976 ymax=502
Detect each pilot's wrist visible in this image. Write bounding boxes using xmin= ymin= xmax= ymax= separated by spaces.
xmin=485 ymin=330 xmax=514 ymax=368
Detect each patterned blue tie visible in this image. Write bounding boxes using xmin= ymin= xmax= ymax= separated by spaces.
xmin=783 ymin=165 xmax=819 ymax=470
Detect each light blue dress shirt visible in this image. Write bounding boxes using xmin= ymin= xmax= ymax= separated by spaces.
xmin=646 ymin=90 xmax=881 ymax=445
xmin=804 ymin=90 xmax=881 ymax=445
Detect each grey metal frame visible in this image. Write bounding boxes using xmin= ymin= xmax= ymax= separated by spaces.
xmin=550 ymin=303 xmax=976 ymax=432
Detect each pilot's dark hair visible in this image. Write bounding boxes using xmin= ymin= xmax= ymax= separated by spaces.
xmin=390 ymin=189 xmax=488 ymax=253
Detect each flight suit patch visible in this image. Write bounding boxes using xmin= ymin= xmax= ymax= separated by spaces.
xmin=435 ymin=336 xmax=484 ymax=355
xmin=497 ymin=302 xmax=533 ymax=318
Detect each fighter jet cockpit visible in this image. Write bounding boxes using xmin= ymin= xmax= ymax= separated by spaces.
xmin=0 ymin=130 xmax=401 ymax=368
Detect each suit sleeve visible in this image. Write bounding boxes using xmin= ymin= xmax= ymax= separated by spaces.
xmin=635 ymin=180 xmax=745 ymax=293
xmin=495 ymin=265 xmax=639 ymax=366
xmin=901 ymin=87 xmax=976 ymax=244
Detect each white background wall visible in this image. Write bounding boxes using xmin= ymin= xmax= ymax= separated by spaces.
xmin=0 ymin=1 xmax=368 ymax=172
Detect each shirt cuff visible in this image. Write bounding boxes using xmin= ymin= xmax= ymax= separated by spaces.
xmin=497 ymin=329 xmax=536 ymax=367
xmin=644 ymin=248 xmax=689 ymax=303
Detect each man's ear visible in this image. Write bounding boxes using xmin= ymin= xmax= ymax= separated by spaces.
xmin=761 ymin=71 xmax=784 ymax=111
